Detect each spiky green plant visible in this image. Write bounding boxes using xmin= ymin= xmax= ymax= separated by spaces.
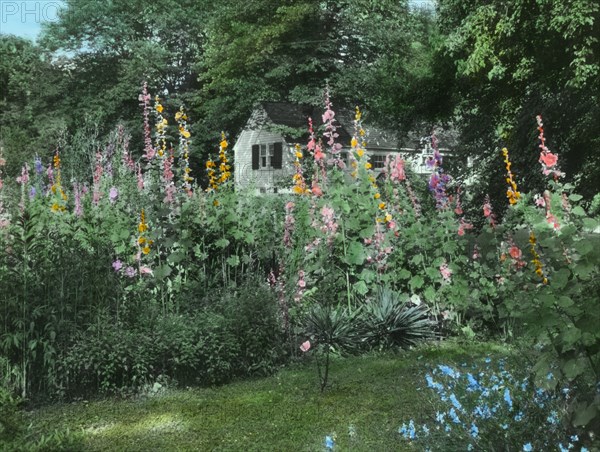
xmin=361 ymin=287 xmax=435 ymax=349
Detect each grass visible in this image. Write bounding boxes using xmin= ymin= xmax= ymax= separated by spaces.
xmin=13 ymin=340 xmax=514 ymax=451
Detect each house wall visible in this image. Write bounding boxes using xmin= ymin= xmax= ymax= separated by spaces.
xmin=233 ymin=128 xmax=294 ymax=192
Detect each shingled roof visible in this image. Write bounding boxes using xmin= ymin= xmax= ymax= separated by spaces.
xmin=251 ymin=101 xmax=397 ymax=150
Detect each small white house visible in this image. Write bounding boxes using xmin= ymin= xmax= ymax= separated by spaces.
xmin=233 ymin=101 xmax=453 ymax=192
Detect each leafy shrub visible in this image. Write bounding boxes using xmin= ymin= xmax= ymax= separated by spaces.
xmin=0 ymin=385 xmax=22 ymax=441
xmin=217 ymin=280 xmax=287 ymax=376
xmin=57 ymin=322 xmax=154 ymax=398
xmin=360 ymin=287 xmax=435 ymax=349
xmin=56 ymin=287 xmax=287 ymax=398
xmin=150 ymin=312 xmax=240 ymax=386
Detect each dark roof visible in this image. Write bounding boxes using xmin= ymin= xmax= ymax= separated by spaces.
xmin=254 ymin=101 xmax=397 ymax=149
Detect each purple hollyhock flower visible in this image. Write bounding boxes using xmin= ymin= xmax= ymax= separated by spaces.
xmin=34 ymin=155 xmax=43 ymax=174
xmin=109 ymin=186 xmax=118 ymax=203
xmin=112 ymin=259 xmax=123 ymax=272
xmin=124 ymin=266 xmax=136 ymax=278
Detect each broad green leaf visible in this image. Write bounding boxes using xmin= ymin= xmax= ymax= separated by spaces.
xmin=353 ymin=280 xmax=368 ymax=295
xmin=153 ymin=264 xmax=172 ymax=280
xmin=226 ymin=255 xmax=240 ymax=267
xmin=562 ymin=358 xmax=585 ymax=380
xmin=571 ymin=206 xmax=586 ymax=216
xmin=568 ymin=194 xmax=583 ymax=202
xmin=215 ymin=238 xmax=230 ymax=249
xmin=582 ymin=218 xmax=599 ymax=230
xmin=424 ymin=286 xmax=436 ymax=302
xmin=397 ymin=269 xmax=411 ymax=280
xmin=410 ymin=275 xmax=424 ymax=290
xmin=168 ymin=252 xmax=185 ymax=264
xmin=550 ymin=268 xmax=570 ymax=289
xmin=573 ymin=402 xmax=598 ymax=427
xmin=359 ymin=269 xmax=377 ymax=283
xmin=574 ymin=240 xmax=593 ymax=256
xmin=346 ymin=241 xmax=366 ymax=265
xmin=410 ymin=254 xmax=423 ymax=266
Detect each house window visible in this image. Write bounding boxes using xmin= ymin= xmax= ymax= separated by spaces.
xmin=260 ymin=144 xmax=275 ymax=168
xmin=370 ymin=154 xmax=386 ymax=169
xmin=340 ymin=152 xmax=348 ymax=165
xmin=252 ymin=142 xmax=283 ymax=170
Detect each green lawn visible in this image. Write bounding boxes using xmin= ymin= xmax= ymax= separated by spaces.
xmin=16 ymin=341 xmax=513 ymax=451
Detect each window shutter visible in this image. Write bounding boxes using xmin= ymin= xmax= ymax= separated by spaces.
xmin=272 ymin=142 xmax=283 ymax=169
xmin=252 ymin=144 xmax=259 ymax=170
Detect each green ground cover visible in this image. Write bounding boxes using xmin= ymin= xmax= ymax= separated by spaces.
xmin=10 ymin=341 xmax=512 ymax=451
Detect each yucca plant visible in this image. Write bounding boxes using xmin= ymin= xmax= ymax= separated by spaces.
xmin=302 ymin=303 xmax=362 ymax=391
xmin=361 ymin=287 xmax=435 ymax=350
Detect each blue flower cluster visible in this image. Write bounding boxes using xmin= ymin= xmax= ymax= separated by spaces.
xmin=398 ymin=357 xmax=590 ymax=451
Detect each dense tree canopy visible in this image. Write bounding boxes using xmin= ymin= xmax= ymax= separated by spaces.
xmin=435 ymin=0 xmax=599 ymax=205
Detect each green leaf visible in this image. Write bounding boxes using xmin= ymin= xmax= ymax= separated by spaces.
xmin=568 ymin=194 xmax=583 ymax=202
xmin=424 ymin=286 xmax=436 ymax=302
xmin=571 ymin=206 xmax=586 ymax=216
xmin=168 ymin=252 xmax=185 ymax=264
xmin=353 ymin=280 xmax=368 ymax=295
xmin=557 ymin=296 xmax=574 ymax=309
xmin=359 ymin=269 xmax=377 ymax=283
xmin=410 ymin=275 xmax=424 ymax=290
xmin=215 ymin=238 xmax=230 ymax=249
xmin=397 ymin=269 xmax=411 ymax=280
xmin=582 ymin=218 xmax=599 ymax=230
xmin=574 ymin=240 xmax=593 ymax=256
xmin=550 ymin=268 xmax=570 ymax=289
xmin=226 ymin=255 xmax=240 ymax=267
xmin=410 ymin=254 xmax=423 ymax=266
xmin=346 ymin=241 xmax=366 ymax=265
xmin=562 ymin=358 xmax=585 ymax=380
xmin=573 ymin=402 xmax=598 ymax=427
xmin=153 ymin=264 xmax=172 ymax=280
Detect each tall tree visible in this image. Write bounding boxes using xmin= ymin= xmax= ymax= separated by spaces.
xmin=38 ymin=0 xmax=212 ymax=150
xmin=435 ymin=0 xmax=600 ymax=205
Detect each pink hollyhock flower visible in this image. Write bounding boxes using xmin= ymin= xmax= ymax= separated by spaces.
xmin=112 ymin=259 xmax=123 ymax=271
xmin=534 ymin=194 xmax=546 ymax=207
xmin=300 ymin=340 xmax=311 ymax=352
xmin=311 ymin=181 xmax=323 ymax=197
xmin=540 ymin=152 xmax=558 ymax=167
xmin=509 ymin=246 xmax=522 ymax=260
xmin=439 ymin=262 xmax=452 ymax=281
xmin=140 ymin=266 xmax=153 ymax=276
xmin=314 ymin=146 xmax=325 ymax=161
